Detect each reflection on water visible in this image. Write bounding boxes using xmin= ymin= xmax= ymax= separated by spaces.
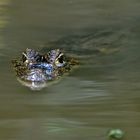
xmin=0 ymin=0 xmax=140 ymax=140
xmin=0 ymin=0 xmax=9 ymax=51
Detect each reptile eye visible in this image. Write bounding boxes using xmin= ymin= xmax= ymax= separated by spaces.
xmin=58 ymin=55 xmax=64 ymax=63
xmin=22 ymin=52 xmax=27 ymax=62
xmin=55 ymin=54 xmax=66 ymax=67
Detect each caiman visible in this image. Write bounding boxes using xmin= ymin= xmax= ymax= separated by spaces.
xmin=12 ymin=48 xmax=78 ymax=90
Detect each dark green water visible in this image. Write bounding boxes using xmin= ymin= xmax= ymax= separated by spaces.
xmin=0 ymin=0 xmax=140 ymax=139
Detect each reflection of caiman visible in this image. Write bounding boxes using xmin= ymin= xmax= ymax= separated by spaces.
xmin=12 ymin=48 xmax=78 ymax=90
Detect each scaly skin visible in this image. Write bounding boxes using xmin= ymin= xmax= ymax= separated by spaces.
xmin=12 ymin=48 xmax=78 ymax=90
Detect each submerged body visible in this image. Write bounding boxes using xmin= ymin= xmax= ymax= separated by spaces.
xmin=12 ymin=48 xmax=78 ymax=90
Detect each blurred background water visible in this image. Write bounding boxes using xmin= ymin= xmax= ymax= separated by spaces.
xmin=0 ymin=0 xmax=140 ymax=140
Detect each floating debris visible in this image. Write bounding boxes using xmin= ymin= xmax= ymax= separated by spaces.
xmin=108 ymin=128 xmax=125 ymax=140
xmin=12 ymin=48 xmax=78 ymax=90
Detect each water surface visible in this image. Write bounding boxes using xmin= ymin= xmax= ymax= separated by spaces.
xmin=0 ymin=0 xmax=140 ymax=140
